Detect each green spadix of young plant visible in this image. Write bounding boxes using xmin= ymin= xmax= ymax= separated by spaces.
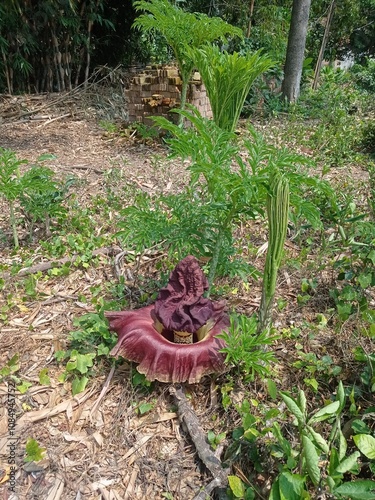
xmin=190 ymin=44 xmax=274 ymax=132
xmin=133 ymin=0 xmax=242 ymax=125
xmin=0 ymin=147 xmax=27 ymax=248
xmin=258 ymin=172 xmax=289 ymax=334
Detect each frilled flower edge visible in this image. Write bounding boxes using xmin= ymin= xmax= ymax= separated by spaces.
xmin=106 ymin=304 xmax=230 ymax=384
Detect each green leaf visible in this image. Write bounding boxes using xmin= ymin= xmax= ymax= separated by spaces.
xmin=267 ymin=379 xmax=277 ymax=399
xmin=228 ymin=475 xmax=246 ymax=498
xmin=280 ymin=392 xmax=305 ymax=426
xmin=38 ymin=368 xmax=50 ymax=386
xmin=306 ymin=426 xmax=330 ymax=454
xmin=304 ymin=378 xmax=319 ymax=392
xmin=25 ymin=438 xmax=46 ymax=462
xmin=338 ymin=429 xmax=348 ymax=462
xmin=297 ymin=390 xmax=307 ymax=414
xmin=269 ymin=479 xmax=281 ymax=500
xmin=329 ymin=447 xmax=340 ymax=477
xmin=16 ymin=381 xmax=32 ymax=394
xmin=333 ymin=480 xmax=375 ymax=499
xmin=66 ymin=351 xmax=95 ymax=374
xmin=336 ymin=381 xmax=345 ymax=413
xmin=358 ymin=273 xmax=372 ymax=288
xmin=278 ymin=472 xmax=306 ymax=500
xmin=302 ymin=435 xmax=321 ymax=486
xmin=335 ymin=451 xmax=360 ymax=474
xmin=97 ymin=344 xmax=110 ymax=356
xmin=137 ymin=402 xmax=154 ymax=416
xmin=368 ymin=250 xmax=375 ymax=265
xmin=71 ymin=376 xmax=89 ymax=396
xmin=353 ymin=434 xmax=375 ymax=459
xmin=308 ymin=400 xmax=340 ymax=424
xmin=352 ymin=419 xmax=372 ymax=435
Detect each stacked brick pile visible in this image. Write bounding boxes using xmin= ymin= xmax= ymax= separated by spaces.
xmin=126 ymin=65 xmax=212 ymax=125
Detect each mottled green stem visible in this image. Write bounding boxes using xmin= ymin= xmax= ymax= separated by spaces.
xmin=258 ymin=173 xmax=289 ymax=334
xmin=177 ymin=79 xmax=189 ymax=127
xmin=207 ymin=229 xmax=225 ymax=292
xmin=9 ymin=201 xmax=19 ymax=249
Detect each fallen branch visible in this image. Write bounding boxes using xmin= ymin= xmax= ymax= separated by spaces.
xmin=169 ymin=385 xmax=230 ymax=500
xmin=38 ymin=112 xmax=72 ymax=128
xmin=1 ymin=245 xmax=122 ymax=279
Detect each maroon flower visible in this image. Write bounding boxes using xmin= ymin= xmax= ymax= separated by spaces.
xmin=106 ymin=256 xmax=229 ymax=383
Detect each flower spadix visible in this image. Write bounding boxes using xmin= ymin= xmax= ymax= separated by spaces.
xmin=106 ymin=255 xmax=229 ymax=383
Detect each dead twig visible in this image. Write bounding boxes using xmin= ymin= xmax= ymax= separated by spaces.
xmin=169 ymin=385 xmax=230 ymax=500
xmin=37 ymin=112 xmax=72 ymax=128
xmin=90 ymin=364 xmax=116 ymax=418
xmin=1 ymin=245 xmax=122 ymax=279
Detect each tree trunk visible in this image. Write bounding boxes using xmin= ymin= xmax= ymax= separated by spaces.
xmin=246 ymin=0 xmax=255 ymax=38
xmin=281 ymin=0 xmax=311 ymax=102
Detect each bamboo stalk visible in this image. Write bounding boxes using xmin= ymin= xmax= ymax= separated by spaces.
xmin=312 ymin=0 xmax=336 ymax=90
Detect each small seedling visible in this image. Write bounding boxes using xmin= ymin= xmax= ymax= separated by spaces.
xmin=24 ymin=438 xmax=46 ymax=462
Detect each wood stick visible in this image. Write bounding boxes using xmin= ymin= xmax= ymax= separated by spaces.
xmin=169 ymin=385 xmax=230 ymax=499
xmin=1 ymin=245 xmax=122 ymax=280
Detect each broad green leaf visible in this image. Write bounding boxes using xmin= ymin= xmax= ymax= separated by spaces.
xmin=368 ymin=250 xmax=375 ymax=265
xmin=272 ymin=422 xmax=291 ymax=455
xmin=37 ymin=153 xmax=56 ymax=162
xmin=297 ymin=389 xmax=307 ymax=414
xmin=71 ymin=375 xmax=89 ymax=396
xmin=66 ymin=351 xmax=95 ymax=374
xmin=269 ymin=479 xmax=281 ymax=500
xmin=302 ymin=435 xmax=320 ymax=486
xmin=336 ymin=381 xmax=345 ymax=412
xmin=25 ymin=438 xmax=46 ymax=462
xmin=353 ymin=434 xmax=375 ymax=459
xmin=38 ymin=368 xmax=50 ymax=385
xmin=335 ymin=451 xmax=360 ymax=474
xmin=308 ymin=400 xmax=340 ymax=424
xmin=306 ymin=426 xmax=329 ymax=454
xmin=279 ymin=472 xmax=305 ymax=500
xmin=326 ymin=475 xmax=335 ymax=492
xmin=267 ymin=379 xmax=277 ymax=399
xmin=358 ymin=273 xmax=372 ymax=288
xmin=137 ymin=402 xmax=154 ymax=416
xmin=280 ymin=392 xmax=305 ymax=425
xmin=334 ymin=480 xmax=375 ymax=500
xmin=338 ymin=429 xmax=348 ymax=462
xmin=16 ymin=381 xmax=32 ymax=394
xmin=352 ymin=419 xmax=372 ymax=434
xmin=244 ymin=488 xmax=256 ymax=500
xmin=228 ymin=475 xmax=245 ymax=498
xmin=304 ymin=378 xmax=318 ymax=392
xmin=329 ymin=447 xmax=340 ymax=477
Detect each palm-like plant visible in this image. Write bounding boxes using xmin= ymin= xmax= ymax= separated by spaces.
xmin=191 ymin=45 xmax=273 ymax=132
xmin=133 ymin=0 xmax=242 ymax=124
